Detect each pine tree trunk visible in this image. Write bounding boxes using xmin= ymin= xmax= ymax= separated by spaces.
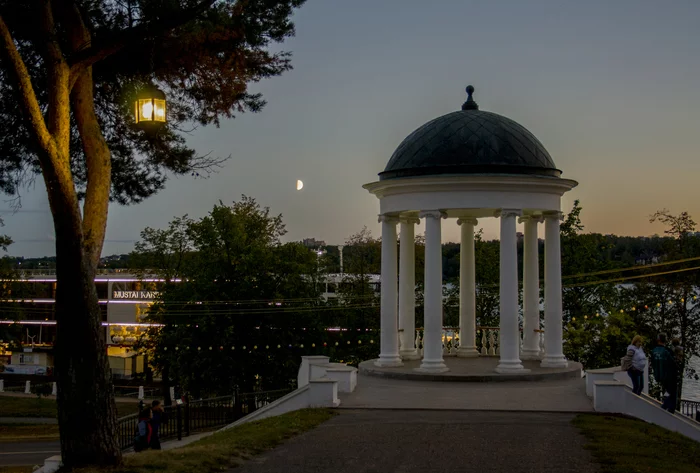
xmin=52 ymin=208 xmax=121 ymax=468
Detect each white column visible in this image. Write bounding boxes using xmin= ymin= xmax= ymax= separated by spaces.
xmin=399 ymin=217 xmax=420 ymax=360
xmin=541 ymin=211 xmax=568 ymax=368
xmin=519 ymin=215 xmax=543 ymax=360
xmin=495 ymin=209 xmax=528 ymax=373
xmin=457 ymin=218 xmax=479 ymax=357
xmin=376 ymin=214 xmax=402 ymax=367
xmin=416 ymin=210 xmax=449 ymax=373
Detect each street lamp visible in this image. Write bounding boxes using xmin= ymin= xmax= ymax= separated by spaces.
xmin=134 ymin=85 xmax=166 ymax=127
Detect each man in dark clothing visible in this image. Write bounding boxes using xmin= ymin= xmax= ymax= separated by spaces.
xmin=649 ymin=333 xmax=678 ymax=414
xmin=150 ymin=400 xmax=166 ymax=449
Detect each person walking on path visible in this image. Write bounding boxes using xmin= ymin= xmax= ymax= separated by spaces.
xmin=650 ymin=333 xmax=678 ymax=414
xmin=621 ymin=335 xmax=646 ymax=395
xmin=150 ymin=400 xmax=167 ymax=450
xmin=134 ymin=406 xmax=153 ymax=452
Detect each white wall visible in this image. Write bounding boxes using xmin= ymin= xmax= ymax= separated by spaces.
xmin=593 ymin=380 xmax=700 ymax=443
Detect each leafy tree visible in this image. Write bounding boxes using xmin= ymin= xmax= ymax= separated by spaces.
xmin=138 ymin=197 xmax=323 ymax=397
xmin=0 ymin=231 xmax=24 ymax=350
xmin=473 ymin=232 xmax=500 ymax=328
xmin=564 ymin=308 xmax=637 ymax=370
xmin=130 ymin=216 xmax=193 ymax=281
xmin=559 ymin=201 xmax=619 ymax=343
xmin=0 ymin=0 xmax=304 ymax=466
xmin=558 ymin=201 xmax=629 ymax=367
xmin=335 ymin=227 xmax=380 ymax=331
xmin=650 ymin=209 xmax=697 ymax=255
xmin=644 ymin=209 xmax=700 ymax=405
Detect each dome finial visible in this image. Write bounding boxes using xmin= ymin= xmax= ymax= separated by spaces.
xmin=462 ymin=85 xmax=478 ymax=111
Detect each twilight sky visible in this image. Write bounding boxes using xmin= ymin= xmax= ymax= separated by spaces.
xmin=3 ymin=0 xmax=700 ymax=257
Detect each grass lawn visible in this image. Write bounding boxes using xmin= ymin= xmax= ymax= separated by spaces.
xmin=573 ymin=413 xmax=700 ymax=473
xmin=0 ymin=396 xmax=139 ymax=418
xmin=0 ymin=423 xmax=60 ymax=441
xmin=75 ymin=408 xmax=335 ymax=473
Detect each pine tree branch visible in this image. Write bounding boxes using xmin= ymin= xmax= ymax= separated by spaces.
xmin=68 ymin=0 xmax=217 ymax=83
xmin=61 ymin=1 xmax=111 ymax=269
xmin=0 ymin=14 xmax=55 ymax=159
xmin=0 ymin=7 xmax=79 ymax=229
xmin=41 ymin=0 xmax=70 ymax=158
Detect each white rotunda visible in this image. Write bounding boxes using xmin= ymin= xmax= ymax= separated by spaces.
xmin=364 ymin=85 xmax=578 ymax=375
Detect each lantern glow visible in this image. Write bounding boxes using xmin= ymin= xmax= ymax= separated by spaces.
xmin=134 ymin=86 xmax=166 ymax=126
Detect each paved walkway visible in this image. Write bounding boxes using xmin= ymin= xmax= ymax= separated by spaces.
xmin=0 ymin=441 xmax=60 ymax=468
xmin=339 ymin=374 xmax=594 ymax=412
xmin=232 ymin=410 xmax=599 ymax=473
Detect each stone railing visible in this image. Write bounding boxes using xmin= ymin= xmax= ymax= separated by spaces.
xmin=412 ymin=327 xmax=545 ymax=358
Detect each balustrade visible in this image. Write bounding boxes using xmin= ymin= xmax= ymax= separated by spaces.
xmin=413 ymin=326 xmax=545 ymax=359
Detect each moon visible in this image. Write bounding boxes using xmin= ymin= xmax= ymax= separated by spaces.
xmin=296 ymin=179 xmax=304 ymax=191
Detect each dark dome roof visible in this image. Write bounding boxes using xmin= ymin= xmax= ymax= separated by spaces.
xmin=380 ymin=86 xmax=560 ymax=180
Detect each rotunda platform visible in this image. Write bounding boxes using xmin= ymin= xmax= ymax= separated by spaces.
xmin=359 ymin=357 xmax=582 ymax=382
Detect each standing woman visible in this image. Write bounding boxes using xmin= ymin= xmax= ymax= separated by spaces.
xmin=622 ymin=335 xmax=647 ymax=395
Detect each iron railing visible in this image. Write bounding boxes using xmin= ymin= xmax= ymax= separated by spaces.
xmin=116 ymin=388 xmax=291 ymax=450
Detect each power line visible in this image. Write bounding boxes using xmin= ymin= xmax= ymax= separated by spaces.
xmin=561 ymin=256 xmax=700 ymax=280
xmin=563 ymin=265 xmax=700 ymax=288
xmin=2 ymin=258 xmax=700 ymax=317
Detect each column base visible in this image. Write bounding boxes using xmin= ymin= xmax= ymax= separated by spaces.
xmin=540 ymin=355 xmax=568 ymax=368
xmin=399 ymin=349 xmax=421 ymax=361
xmin=520 ymin=349 xmax=542 ymax=360
xmin=456 ymin=346 xmax=480 ymax=358
xmin=375 ymin=355 xmax=403 ymax=367
xmin=415 ymin=359 xmax=449 ymax=373
xmin=495 ymin=360 xmax=530 ymax=373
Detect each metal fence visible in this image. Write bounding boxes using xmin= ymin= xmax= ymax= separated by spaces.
xmin=116 ymin=388 xmax=291 ymax=450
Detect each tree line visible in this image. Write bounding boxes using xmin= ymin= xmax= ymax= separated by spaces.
xmin=128 ymin=197 xmax=699 ymax=407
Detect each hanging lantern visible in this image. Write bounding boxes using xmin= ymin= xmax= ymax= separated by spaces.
xmin=134 ymin=85 xmax=166 ymax=127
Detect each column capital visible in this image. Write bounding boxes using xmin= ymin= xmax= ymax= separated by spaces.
xmin=518 ymin=215 xmax=544 ymax=224
xmin=457 ymin=217 xmax=478 ymax=226
xmin=494 ymin=208 xmax=522 ymax=219
xmin=419 ymin=210 xmax=447 ymax=220
xmin=378 ymin=214 xmax=400 ymax=224
xmin=542 ymin=211 xmax=564 ymax=221
xmin=399 ymin=216 xmax=421 ymax=225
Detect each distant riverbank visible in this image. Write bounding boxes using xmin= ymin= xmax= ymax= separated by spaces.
xmin=683 ymin=357 xmax=700 ymax=401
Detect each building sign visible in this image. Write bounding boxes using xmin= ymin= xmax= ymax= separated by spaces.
xmin=112 ymin=290 xmax=160 ymax=300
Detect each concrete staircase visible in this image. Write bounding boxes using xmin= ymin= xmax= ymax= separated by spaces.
xmin=587 ymin=366 xmax=700 ymax=442
xmin=219 ymin=356 xmax=357 ymax=430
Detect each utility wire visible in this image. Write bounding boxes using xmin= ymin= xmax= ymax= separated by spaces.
xmin=2 ymin=259 xmax=700 ymax=317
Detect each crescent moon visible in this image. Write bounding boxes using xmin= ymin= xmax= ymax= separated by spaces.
xmin=296 ymin=180 xmax=304 ymax=190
